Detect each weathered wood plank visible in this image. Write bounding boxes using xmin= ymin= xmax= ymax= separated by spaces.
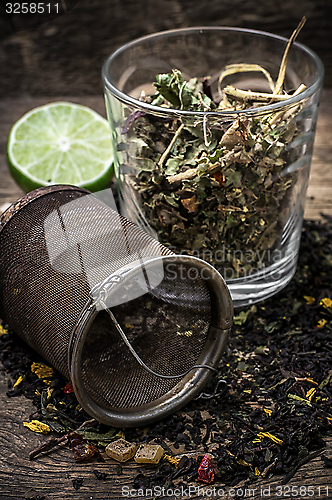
xmin=1 ymin=0 xmax=332 ymax=93
xmin=305 ymin=89 xmax=332 ymax=220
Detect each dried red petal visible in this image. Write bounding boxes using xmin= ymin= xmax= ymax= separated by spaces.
xmin=69 ymin=432 xmax=83 ymax=449
xmin=197 ymin=454 xmax=214 ymax=484
xmin=73 ymin=442 xmax=99 ymax=462
xmin=64 ymin=382 xmax=74 ymax=393
xmin=70 ymin=438 xmax=83 ymax=449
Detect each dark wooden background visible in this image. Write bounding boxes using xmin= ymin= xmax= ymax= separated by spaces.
xmin=0 ymin=0 xmax=332 ymax=98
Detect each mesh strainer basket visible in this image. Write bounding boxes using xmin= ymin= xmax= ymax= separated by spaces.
xmin=0 ymin=185 xmax=233 ymax=427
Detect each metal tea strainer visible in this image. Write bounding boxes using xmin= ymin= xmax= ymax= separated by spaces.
xmin=0 ymin=185 xmax=233 ymax=427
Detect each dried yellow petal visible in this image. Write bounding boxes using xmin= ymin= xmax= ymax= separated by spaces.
xmin=306 ymin=388 xmax=316 ymax=401
xmin=317 ymin=319 xmax=328 ymax=329
xmin=13 ymin=375 xmax=25 ymax=388
xmin=255 ymin=467 xmax=261 ymax=476
xmin=320 ymin=298 xmax=332 ymax=309
xmin=177 ymin=330 xmax=193 ymax=337
xmin=23 ymin=420 xmax=51 ymax=434
xmin=163 ymin=454 xmax=180 ymax=466
xmin=31 ymin=362 xmax=54 ymax=379
xmin=256 ymin=432 xmax=283 ymax=445
xmin=42 ymin=387 xmax=54 ymax=404
xmin=264 ymin=408 xmax=273 ymax=416
xmin=0 ymin=324 xmax=8 ymax=336
xmin=304 ymin=296 xmax=315 ymax=305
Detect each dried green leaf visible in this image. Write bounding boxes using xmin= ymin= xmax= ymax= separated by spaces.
xmin=77 ymin=428 xmax=117 ymax=442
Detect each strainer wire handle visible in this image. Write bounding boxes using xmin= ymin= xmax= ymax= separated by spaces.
xmin=100 ymin=300 xmax=218 ymax=380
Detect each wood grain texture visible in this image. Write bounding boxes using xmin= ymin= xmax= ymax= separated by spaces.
xmin=305 ymin=89 xmax=332 ymax=219
xmin=1 ymin=0 xmax=332 ymax=95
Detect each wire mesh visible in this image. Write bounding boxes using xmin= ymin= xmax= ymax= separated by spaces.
xmin=0 ymin=185 xmax=232 ymax=425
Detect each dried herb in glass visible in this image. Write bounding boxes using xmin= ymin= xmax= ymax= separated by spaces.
xmin=127 ymin=19 xmax=308 ymax=277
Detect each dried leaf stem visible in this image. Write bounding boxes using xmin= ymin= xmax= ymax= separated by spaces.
xmin=158 ymin=123 xmax=184 ymax=167
xmin=223 ymin=86 xmax=295 ymax=102
xmin=274 ymin=17 xmax=306 ymax=95
xmin=261 ymin=458 xmax=278 ymax=478
xmin=218 ymin=18 xmax=306 ymax=105
xmin=166 ymin=148 xmax=250 ymax=184
xmin=281 ymin=448 xmax=325 ymax=484
xmin=262 ymin=83 xmax=307 ymax=134
xmin=29 ymin=418 xmax=97 ymax=460
xmin=218 ymin=63 xmax=276 ymax=97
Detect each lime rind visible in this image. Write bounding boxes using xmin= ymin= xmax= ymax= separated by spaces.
xmin=7 ymin=101 xmax=114 ymax=193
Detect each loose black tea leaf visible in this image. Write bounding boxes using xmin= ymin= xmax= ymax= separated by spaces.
xmin=322 ymin=455 xmax=332 ymax=468
xmin=25 ymin=490 xmax=47 ymax=500
xmin=93 ymin=469 xmax=108 ymax=480
xmin=72 ymin=478 xmax=84 ymax=491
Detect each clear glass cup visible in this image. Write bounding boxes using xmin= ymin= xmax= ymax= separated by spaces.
xmin=102 ymin=27 xmax=324 ymax=308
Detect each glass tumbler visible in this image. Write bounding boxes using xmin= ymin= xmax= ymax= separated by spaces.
xmin=102 ymin=27 xmax=324 ymax=308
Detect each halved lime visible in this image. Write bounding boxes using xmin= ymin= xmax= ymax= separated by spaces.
xmin=7 ymin=102 xmax=114 ymax=193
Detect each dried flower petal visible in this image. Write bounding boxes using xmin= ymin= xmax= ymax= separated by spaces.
xmin=163 ymin=454 xmax=180 ymax=466
xmin=13 ymin=375 xmax=25 ymax=388
xmin=304 ymin=295 xmax=315 ymax=305
xmin=320 ymin=298 xmax=332 ymax=309
xmin=73 ymin=442 xmax=99 ymax=462
xmin=197 ymin=454 xmax=214 ymax=484
xmin=64 ymin=382 xmax=74 ymax=393
xmin=69 ymin=433 xmax=99 ymax=462
xmin=181 ymin=195 xmax=198 ymax=213
xmin=256 ymin=432 xmax=283 ymax=445
xmin=306 ymin=388 xmax=316 ymax=401
xmin=23 ymin=420 xmax=51 ymax=434
xmin=0 ymin=324 xmax=8 ymax=336
xmin=31 ymin=362 xmax=54 ymax=379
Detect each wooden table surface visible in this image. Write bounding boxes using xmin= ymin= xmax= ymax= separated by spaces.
xmin=0 ymin=93 xmax=332 ymax=500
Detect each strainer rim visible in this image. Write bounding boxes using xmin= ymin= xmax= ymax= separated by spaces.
xmin=69 ymin=254 xmax=233 ymax=427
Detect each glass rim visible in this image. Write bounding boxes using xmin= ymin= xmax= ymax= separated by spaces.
xmin=102 ymin=26 xmax=324 ymax=117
